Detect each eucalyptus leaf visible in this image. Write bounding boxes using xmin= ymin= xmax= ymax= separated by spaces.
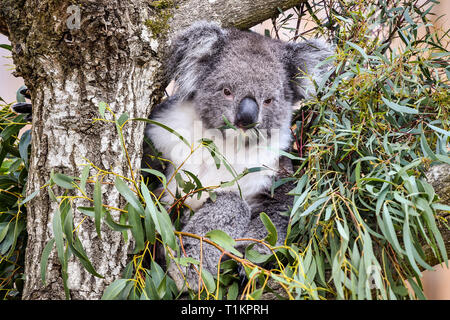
xmin=382 ymin=96 xmax=418 ymax=114
xmin=259 ymin=212 xmax=277 ymax=246
xmin=101 ymin=279 xmax=129 ymax=300
xmin=93 ymin=179 xmax=103 ymax=239
xmin=205 ymin=229 xmax=242 ymax=257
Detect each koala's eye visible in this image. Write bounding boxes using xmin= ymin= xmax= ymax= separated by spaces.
xmin=263 ymin=98 xmax=273 ymax=106
xmin=223 ymin=88 xmax=233 ymax=98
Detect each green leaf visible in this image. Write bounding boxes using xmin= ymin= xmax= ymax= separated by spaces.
xmin=120 ymin=212 xmax=129 ymax=243
xmin=79 ymin=165 xmax=90 ymax=194
xmin=201 ymin=269 xmax=216 ymax=293
xmin=144 ymin=270 xmax=159 ymax=300
xmin=114 ymin=177 xmax=144 ymax=213
xmin=104 ymin=210 xmax=132 ymax=232
xmin=140 ymin=168 xmax=167 ymax=187
xmin=221 ymin=115 xmax=237 ymax=130
xmin=435 ymin=154 xmax=450 ymax=166
xmin=227 ymin=282 xmax=239 ymax=300
xmin=51 ymin=172 xmax=76 ymax=189
xmin=18 ymin=129 xmax=31 ymax=167
xmin=292 ymin=195 xmax=330 ymax=224
xmin=101 ymin=279 xmax=129 ymax=300
xmin=290 ymin=175 xmax=310 ymax=215
xmin=355 ymin=161 xmax=362 ymax=190
xmin=140 ymin=181 xmax=176 ymax=250
xmin=432 ymin=203 xmax=450 ymax=212
xmin=259 ymin=212 xmax=277 ymax=246
xmin=93 ymin=179 xmax=103 ymax=239
xmin=143 ymin=210 xmax=156 ymax=244
xmin=183 ymin=170 xmax=203 ymax=199
xmin=0 ymin=117 xmax=25 ymax=140
xmin=381 ymin=96 xmax=418 ymax=114
xmin=347 ymin=41 xmax=369 ymax=60
xmin=0 ymin=44 xmax=12 ymax=52
xmin=52 ymin=205 xmax=65 ymax=266
xmin=60 ymin=202 xmax=103 ymax=279
xmin=117 ymin=112 xmax=129 ymax=127
xmin=40 ymin=238 xmax=55 ymax=285
xmin=155 ymin=274 xmax=168 ymax=300
xmin=18 ymin=189 xmax=39 ymax=206
xmin=426 ymin=123 xmax=450 ymax=137
xmin=128 ymin=205 xmax=145 ymax=253
xmin=420 ymin=131 xmax=438 ymax=161
xmin=335 ymin=219 xmax=349 ymax=241
xmin=7 ymin=217 xmax=25 ymax=259
xmin=249 ymin=288 xmax=263 ymax=299
xmin=205 ymin=229 xmax=242 ymax=257
xmin=78 ymin=206 xmax=98 ymax=218
xmin=69 ymin=234 xmax=104 ymax=279
xmin=0 ymin=222 xmax=9 ymax=243
xmin=382 ymin=203 xmax=404 ymax=255
xmin=173 ymin=256 xmax=200 ymax=267
xmin=403 ymin=209 xmax=422 ymax=276
xmin=245 ymin=246 xmax=272 ymax=264
xmin=417 ymin=198 xmax=448 ymax=264
xmin=98 ymin=101 xmax=107 ymax=118
xmin=407 ymin=277 xmax=426 ymax=300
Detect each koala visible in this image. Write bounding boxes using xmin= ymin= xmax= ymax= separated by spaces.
xmin=12 ymin=20 xmax=334 ymax=293
xmin=143 ymin=21 xmax=334 ymax=292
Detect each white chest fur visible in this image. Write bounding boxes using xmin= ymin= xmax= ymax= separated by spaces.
xmin=146 ymin=101 xmax=290 ymax=210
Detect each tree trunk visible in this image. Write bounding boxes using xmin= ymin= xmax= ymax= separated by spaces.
xmin=2 ymin=0 xmax=164 ymax=300
xmin=0 ymin=0 xmax=306 ymax=300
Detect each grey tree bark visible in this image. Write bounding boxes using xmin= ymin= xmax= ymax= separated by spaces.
xmin=0 ymin=0 xmax=306 ymax=300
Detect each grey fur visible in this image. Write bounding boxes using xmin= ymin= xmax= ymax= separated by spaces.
xmin=167 ymin=192 xmax=252 ymax=292
xmin=145 ymin=21 xmax=334 ymax=291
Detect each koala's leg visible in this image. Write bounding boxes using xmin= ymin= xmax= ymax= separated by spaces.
xmin=167 ymin=191 xmax=251 ymax=292
xmin=244 ymin=182 xmax=293 ymax=253
xmin=239 ymin=157 xmax=295 ymax=255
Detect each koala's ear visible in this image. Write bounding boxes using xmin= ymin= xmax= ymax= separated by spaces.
xmin=282 ymin=39 xmax=335 ymax=101
xmin=167 ymin=21 xmax=227 ymax=99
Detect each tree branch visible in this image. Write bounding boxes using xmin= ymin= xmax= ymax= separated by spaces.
xmin=170 ymin=0 xmax=306 ymax=32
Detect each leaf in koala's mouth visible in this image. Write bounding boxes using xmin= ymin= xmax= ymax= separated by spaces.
xmin=218 ymin=115 xmax=259 ymax=132
xmin=240 ymin=122 xmax=259 ymax=130
xmin=218 ymin=115 xmax=238 ymax=130
xmin=236 ymin=121 xmax=259 ymax=131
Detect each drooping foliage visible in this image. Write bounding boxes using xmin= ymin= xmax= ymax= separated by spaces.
xmin=1 ymin=0 xmax=449 ymax=300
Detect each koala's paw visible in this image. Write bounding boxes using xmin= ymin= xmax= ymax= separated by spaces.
xmin=167 ymin=254 xmax=197 ymax=292
xmin=167 ymin=191 xmax=252 ymax=292
xmin=166 ymin=241 xmax=220 ymax=293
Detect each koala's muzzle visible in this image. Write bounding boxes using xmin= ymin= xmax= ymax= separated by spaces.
xmin=236 ymin=97 xmax=259 ymax=129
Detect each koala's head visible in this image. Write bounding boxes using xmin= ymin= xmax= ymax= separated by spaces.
xmin=167 ymin=21 xmax=334 ymax=133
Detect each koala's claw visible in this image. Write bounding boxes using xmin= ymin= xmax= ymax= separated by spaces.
xmin=237 ymin=264 xmax=249 ymax=288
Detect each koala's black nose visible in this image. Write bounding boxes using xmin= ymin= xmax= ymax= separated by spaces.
xmin=236 ymin=97 xmax=259 ymax=129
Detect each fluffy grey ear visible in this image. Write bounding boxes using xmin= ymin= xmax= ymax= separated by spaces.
xmin=167 ymin=21 xmax=227 ymax=100
xmin=283 ymin=39 xmax=335 ymax=101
